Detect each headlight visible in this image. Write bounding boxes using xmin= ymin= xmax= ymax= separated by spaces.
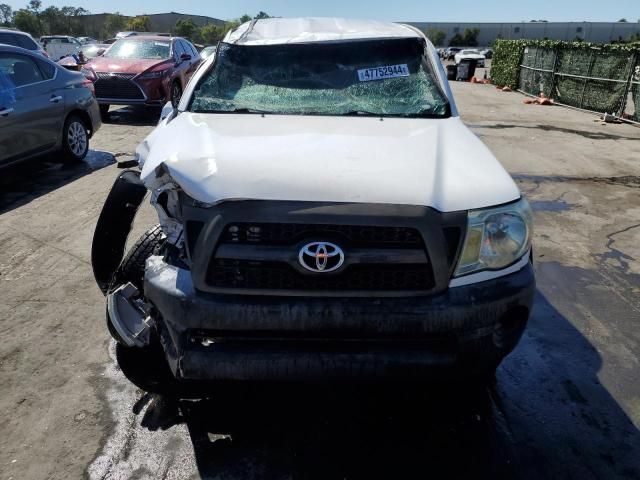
xmin=80 ymin=67 xmax=96 ymax=81
xmin=139 ymin=69 xmax=169 ymax=79
xmin=454 ymin=198 xmax=532 ymax=277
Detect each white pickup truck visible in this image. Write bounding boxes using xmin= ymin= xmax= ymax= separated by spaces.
xmin=92 ymin=17 xmax=534 ymax=394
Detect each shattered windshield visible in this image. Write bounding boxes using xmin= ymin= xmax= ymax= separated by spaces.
xmin=104 ymin=40 xmax=170 ymax=60
xmin=189 ymin=38 xmax=450 ymax=117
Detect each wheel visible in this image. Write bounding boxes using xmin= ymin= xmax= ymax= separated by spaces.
xmin=170 ymin=81 xmax=182 ymax=108
xmin=109 ymin=224 xmax=165 ymax=293
xmin=99 ymin=104 xmax=110 ymax=118
xmin=61 ymin=115 xmax=89 ymax=163
xmin=108 ymin=225 xmax=183 ymax=395
xmin=107 ymin=224 xmax=164 ymax=344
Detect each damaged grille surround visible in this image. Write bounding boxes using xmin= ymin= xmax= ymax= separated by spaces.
xmin=175 ymin=198 xmax=467 ymax=297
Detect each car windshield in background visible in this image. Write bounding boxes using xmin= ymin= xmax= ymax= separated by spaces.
xmin=190 ymin=38 xmax=449 ymax=117
xmin=104 ymin=40 xmax=170 ymax=59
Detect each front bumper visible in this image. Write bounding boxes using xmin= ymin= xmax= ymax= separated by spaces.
xmin=144 ymin=256 xmax=535 ymax=381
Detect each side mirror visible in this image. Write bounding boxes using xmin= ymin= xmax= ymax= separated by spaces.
xmin=180 ymin=53 xmax=191 ymax=62
xmin=96 ymin=48 xmax=106 ymax=57
xmin=159 ymin=101 xmax=177 ymax=124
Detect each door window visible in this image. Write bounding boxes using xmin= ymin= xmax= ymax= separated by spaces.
xmin=173 ymin=40 xmax=185 ymax=60
xmin=16 ymin=34 xmax=39 ymax=50
xmin=34 ymin=58 xmax=56 ymax=80
xmin=0 ymin=53 xmax=45 ymax=87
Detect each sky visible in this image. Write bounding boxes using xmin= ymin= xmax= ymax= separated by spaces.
xmin=3 ymin=0 xmax=639 ymax=23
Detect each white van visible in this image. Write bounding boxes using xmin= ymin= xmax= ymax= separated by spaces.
xmin=40 ymin=36 xmax=81 ymax=60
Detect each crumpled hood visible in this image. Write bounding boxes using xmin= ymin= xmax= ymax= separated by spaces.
xmin=86 ymin=56 xmax=170 ymax=74
xmin=138 ymin=113 xmax=519 ymax=212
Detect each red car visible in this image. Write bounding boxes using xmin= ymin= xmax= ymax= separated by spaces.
xmin=82 ymin=36 xmax=201 ymax=116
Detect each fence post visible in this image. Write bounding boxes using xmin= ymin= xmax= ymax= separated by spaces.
xmin=618 ymin=49 xmax=638 ymax=118
xmin=549 ymin=46 xmax=560 ymax=100
xmin=579 ymin=48 xmax=596 ymax=110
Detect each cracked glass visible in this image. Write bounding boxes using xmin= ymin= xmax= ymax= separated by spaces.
xmin=189 ymin=38 xmax=449 ymax=117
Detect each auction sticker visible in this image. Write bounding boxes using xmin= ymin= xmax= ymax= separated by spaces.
xmin=357 ymin=64 xmax=410 ymax=82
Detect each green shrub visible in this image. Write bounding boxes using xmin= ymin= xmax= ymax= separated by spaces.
xmin=490 ymin=39 xmax=640 ymax=91
xmin=491 ymin=40 xmax=527 ymax=88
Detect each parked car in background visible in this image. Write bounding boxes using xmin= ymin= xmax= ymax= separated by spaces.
xmin=454 ymin=49 xmax=486 ymax=67
xmin=40 ymin=35 xmax=82 ymax=61
xmin=115 ymin=31 xmax=171 ymax=39
xmin=444 ymin=47 xmax=461 ymax=60
xmin=199 ymin=45 xmax=217 ymax=60
xmin=0 ymin=28 xmax=48 ymax=57
xmin=480 ymin=48 xmax=493 ymax=59
xmin=78 ymin=37 xmax=99 ymax=45
xmin=0 ymin=44 xmax=101 ymax=168
xmin=82 ymin=36 xmax=201 ymax=116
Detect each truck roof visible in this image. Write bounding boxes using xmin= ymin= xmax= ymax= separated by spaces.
xmin=224 ymin=17 xmax=422 ymax=46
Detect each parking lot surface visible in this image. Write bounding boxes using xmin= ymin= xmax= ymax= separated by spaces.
xmin=1 ymin=84 xmax=639 ymax=479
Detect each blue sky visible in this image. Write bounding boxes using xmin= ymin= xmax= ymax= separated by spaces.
xmin=4 ymin=0 xmax=639 ymax=22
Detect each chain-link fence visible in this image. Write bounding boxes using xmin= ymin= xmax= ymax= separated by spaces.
xmin=518 ymin=46 xmax=639 ymax=123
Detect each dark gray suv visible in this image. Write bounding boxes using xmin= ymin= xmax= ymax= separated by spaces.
xmin=0 ymin=44 xmax=101 ymax=168
xmin=0 ymin=28 xmax=47 ymax=57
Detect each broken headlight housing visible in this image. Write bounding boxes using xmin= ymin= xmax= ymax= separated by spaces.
xmin=454 ymin=197 xmax=532 ymax=277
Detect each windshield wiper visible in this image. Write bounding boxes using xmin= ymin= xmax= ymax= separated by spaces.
xmin=340 ymin=110 xmax=382 ymax=116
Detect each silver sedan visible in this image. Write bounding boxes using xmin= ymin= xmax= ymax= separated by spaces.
xmin=0 ymin=43 xmax=101 ymax=168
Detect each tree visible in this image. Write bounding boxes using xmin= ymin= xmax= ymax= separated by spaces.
xmin=461 ymin=28 xmax=480 ymax=46
xmin=0 ymin=3 xmax=13 ymax=26
xmin=26 ymin=0 xmax=43 ymax=34
xmin=239 ymin=14 xmax=252 ymax=23
xmin=199 ymin=22 xmax=225 ymax=44
xmin=618 ymin=18 xmax=628 ymax=22
xmin=13 ymin=9 xmax=40 ymax=36
xmin=27 ymin=0 xmax=41 ymax=14
xmin=41 ymin=6 xmax=65 ymax=34
xmin=424 ymin=28 xmax=446 ymax=46
xmin=174 ymin=18 xmax=197 ymax=39
xmin=449 ymin=33 xmax=464 ymax=46
xmin=125 ymin=15 xmax=151 ymax=32
xmin=255 ymin=11 xmax=270 ymax=19
xmin=103 ymin=13 xmax=126 ymax=39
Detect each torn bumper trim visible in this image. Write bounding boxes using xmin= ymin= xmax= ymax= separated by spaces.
xmin=91 ymin=170 xmax=147 ymax=294
xmin=107 ymin=283 xmax=154 ymax=347
xmin=144 ymin=256 xmax=535 ymax=381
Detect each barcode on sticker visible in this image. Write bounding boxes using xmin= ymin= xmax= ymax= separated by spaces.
xmin=357 ymin=64 xmax=410 ymax=82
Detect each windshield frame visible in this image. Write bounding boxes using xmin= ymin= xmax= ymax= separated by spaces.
xmin=186 ymin=38 xmax=451 ymax=119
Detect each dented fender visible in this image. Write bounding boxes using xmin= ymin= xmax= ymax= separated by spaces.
xmin=91 ymin=170 xmax=147 ymax=294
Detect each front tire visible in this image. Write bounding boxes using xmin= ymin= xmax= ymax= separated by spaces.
xmin=61 ymin=115 xmax=89 ymax=163
xmin=107 ymin=226 xmax=182 ymax=395
xmin=109 ymin=224 xmax=165 ymax=293
xmin=170 ymin=81 xmax=182 ymax=108
xmin=99 ymin=104 xmax=110 ymax=118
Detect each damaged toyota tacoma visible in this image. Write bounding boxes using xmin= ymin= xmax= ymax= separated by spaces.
xmin=92 ymin=18 xmax=535 ymax=391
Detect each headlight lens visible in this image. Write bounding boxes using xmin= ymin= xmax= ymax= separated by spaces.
xmin=80 ymin=67 xmax=96 ymax=81
xmin=454 ymin=198 xmax=532 ymax=277
xmin=139 ymin=68 xmax=168 ymax=79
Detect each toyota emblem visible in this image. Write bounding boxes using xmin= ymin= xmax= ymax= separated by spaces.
xmin=298 ymin=242 xmax=345 ymax=273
